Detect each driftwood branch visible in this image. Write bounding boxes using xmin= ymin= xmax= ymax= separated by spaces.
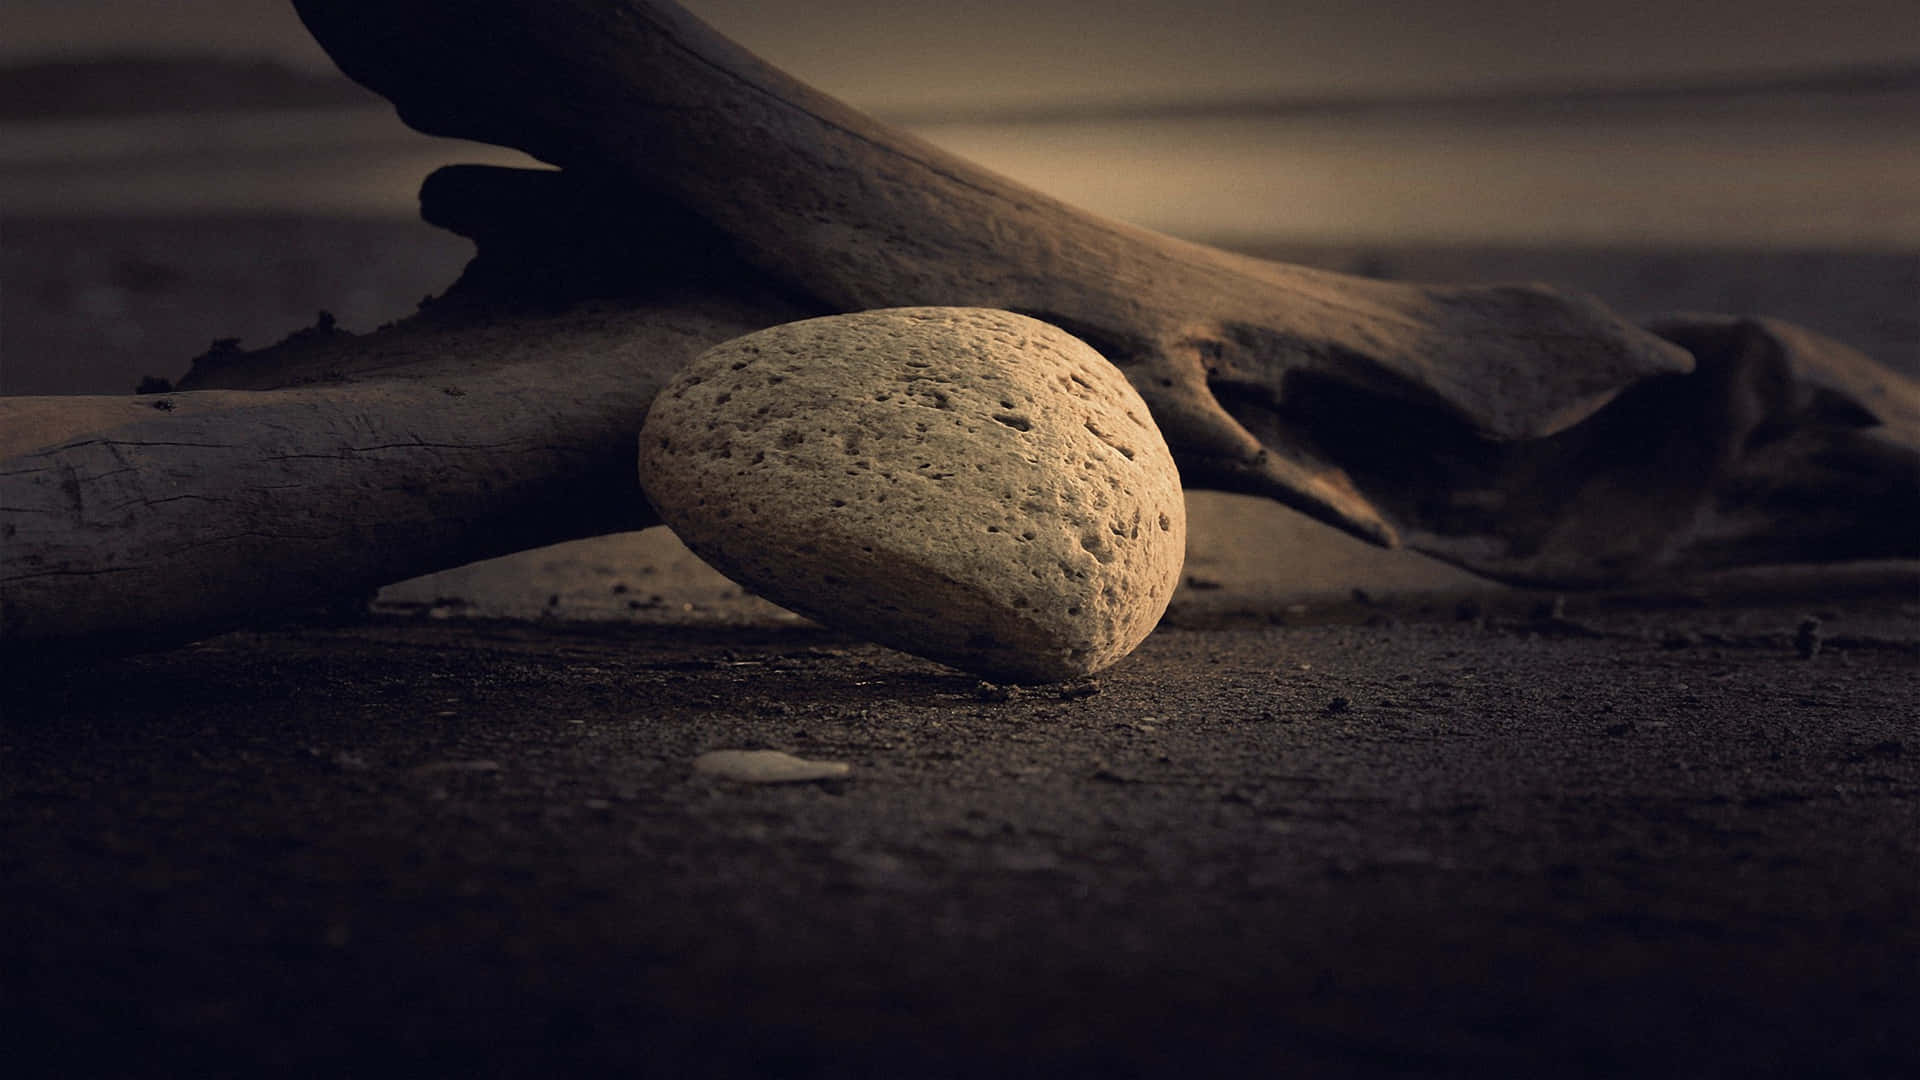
xmin=2 ymin=367 xmax=640 ymax=647
xmin=3 ymin=0 xmax=1915 ymax=651
xmin=3 ymin=184 xmax=811 ymax=649
xmin=288 ymin=0 xmax=1698 ymax=546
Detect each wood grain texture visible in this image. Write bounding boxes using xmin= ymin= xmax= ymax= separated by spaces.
xmin=290 ymin=0 xmax=1701 ymax=543
xmin=3 ymin=2 xmax=1914 ymax=650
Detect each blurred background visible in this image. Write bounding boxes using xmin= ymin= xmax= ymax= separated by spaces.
xmin=6 ymin=1 xmax=1918 ymax=242
xmin=3 ymin=0 xmax=1916 ymax=607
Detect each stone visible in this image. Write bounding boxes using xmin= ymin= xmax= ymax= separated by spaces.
xmin=693 ymin=749 xmax=852 ymax=783
xmin=638 ymin=307 xmax=1186 ymax=682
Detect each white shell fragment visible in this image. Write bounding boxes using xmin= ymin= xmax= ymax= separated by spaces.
xmin=693 ymin=749 xmax=852 ymax=784
xmin=638 ymin=307 xmax=1186 ymax=682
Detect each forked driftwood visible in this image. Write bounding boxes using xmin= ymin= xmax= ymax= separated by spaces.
xmin=2 ymin=0 xmax=1915 ymax=651
xmin=2 ymin=183 xmax=812 ymax=648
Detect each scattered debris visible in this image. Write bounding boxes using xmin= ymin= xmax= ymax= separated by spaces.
xmin=693 ymin=749 xmax=850 ymax=784
xmin=974 ymin=681 xmax=1022 ymax=703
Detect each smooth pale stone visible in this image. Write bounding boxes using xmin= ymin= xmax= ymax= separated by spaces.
xmin=638 ymin=307 xmax=1186 ymax=681
xmin=693 ymin=750 xmax=852 ymax=783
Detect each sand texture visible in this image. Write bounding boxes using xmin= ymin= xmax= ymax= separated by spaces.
xmin=5 ymin=579 xmax=1917 ymax=1076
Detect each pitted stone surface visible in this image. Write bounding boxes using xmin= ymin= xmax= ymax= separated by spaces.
xmin=637 ymin=307 xmax=1185 ymax=681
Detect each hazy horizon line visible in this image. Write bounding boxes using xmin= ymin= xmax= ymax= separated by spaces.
xmin=876 ymin=59 xmax=1920 ymax=125
xmin=1 ymin=52 xmax=1916 ymax=126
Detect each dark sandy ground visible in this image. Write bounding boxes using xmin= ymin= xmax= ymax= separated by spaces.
xmin=4 ymin=572 xmax=1918 ymax=1077
xmin=3 ymin=217 xmax=1919 ymax=1075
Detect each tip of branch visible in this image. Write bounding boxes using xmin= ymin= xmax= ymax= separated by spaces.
xmin=1211 ymin=445 xmax=1401 ymax=550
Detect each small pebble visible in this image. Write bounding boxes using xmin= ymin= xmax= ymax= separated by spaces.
xmin=693 ymin=749 xmax=851 ymax=784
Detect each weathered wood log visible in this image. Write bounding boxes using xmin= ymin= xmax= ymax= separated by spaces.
xmin=4 ymin=0 xmax=1916 ymax=651
xmin=2 ymin=326 xmax=685 ymax=650
xmin=288 ymin=0 xmax=1702 ymax=546
xmin=2 ymin=370 xmax=635 ymax=649
xmin=3 ymin=186 xmax=812 ymax=650
xmin=1278 ymin=311 xmax=1920 ymax=581
xmin=281 ymin=0 xmax=1917 ymax=579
